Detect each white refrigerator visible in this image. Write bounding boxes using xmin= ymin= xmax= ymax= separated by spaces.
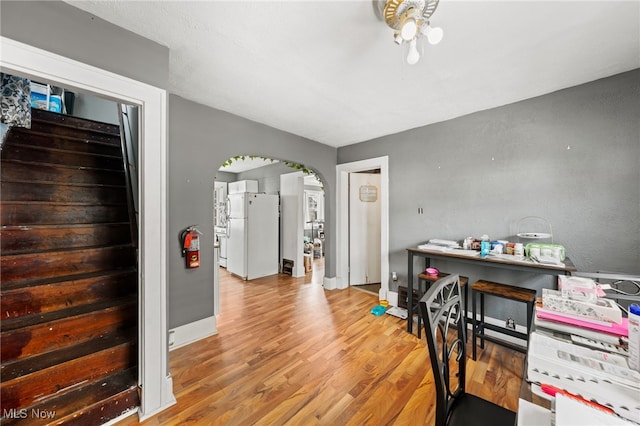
xmin=227 ymin=193 xmax=279 ymax=280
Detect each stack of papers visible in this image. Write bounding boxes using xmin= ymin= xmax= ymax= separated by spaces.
xmin=428 ymin=239 xmax=460 ymax=248
xmin=555 ymin=393 xmax=636 ymax=426
xmin=527 ymin=331 xmax=640 ymax=424
xmin=418 ymin=239 xmax=461 ymax=252
xmin=417 ymin=244 xmax=453 ymax=252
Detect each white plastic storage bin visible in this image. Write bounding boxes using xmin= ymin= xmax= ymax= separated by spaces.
xmin=228 ymin=180 xmax=258 ymax=194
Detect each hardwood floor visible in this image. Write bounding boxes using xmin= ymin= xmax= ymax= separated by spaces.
xmin=117 ymin=259 xmax=524 ymax=425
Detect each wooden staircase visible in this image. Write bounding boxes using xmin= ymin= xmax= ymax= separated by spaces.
xmin=1 ymin=109 xmax=139 ymax=425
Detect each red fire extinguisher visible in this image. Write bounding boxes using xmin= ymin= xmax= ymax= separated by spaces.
xmin=180 ymin=226 xmax=202 ymax=269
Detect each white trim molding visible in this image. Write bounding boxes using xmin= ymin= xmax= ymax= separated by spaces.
xmin=168 ymin=316 xmax=218 ymax=351
xmin=323 ymin=276 xmax=338 ymax=290
xmin=0 ymin=37 xmax=175 ymax=419
xmin=335 ymin=156 xmax=390 ymax=296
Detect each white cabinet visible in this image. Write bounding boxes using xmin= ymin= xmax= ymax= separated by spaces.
xmin=228 ymin=180 xmax=258 ymax=194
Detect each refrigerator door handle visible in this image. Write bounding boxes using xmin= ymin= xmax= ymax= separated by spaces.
xmin=226 ymin=198 xmax=232 ymax=237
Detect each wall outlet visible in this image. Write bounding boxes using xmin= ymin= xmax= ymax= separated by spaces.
xmin=506 ymin=318 xmax=516 ymax=330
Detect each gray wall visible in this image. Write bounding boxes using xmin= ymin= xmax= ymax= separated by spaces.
xmin=72 ymin=93 xmax=120 ymax=125
xmin=339 ymin=69 xmax=640 ymax=324
xmin=215 ymin=170 xmax=237 ymax=183
xmin=168 ymin=95 xmax=337 ymax=328
xmin=236 ymin=162 xmax=296 ymax=195
xmin=0 ymin=1 xmax=168 ymax=89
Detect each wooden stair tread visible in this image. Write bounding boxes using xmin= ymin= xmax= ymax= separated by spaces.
xmin=0 ymin=368 xmax=138 ymax=426
xmin=1 ymin=339 xmax=137 ymax=411
xmin=471 ymin=280 xmax=537 ymax=302
xmin=0 ymin=268 xmax=136 ymax=292
xmin=1 ymin=245 xmax=136 ymax=286
xmin=1 ymin=223 xmax=133 ymax=255
xmin=30 ymin=109 xmax=121 ymax=137
xmin=2 ymin=158 xmax=126 ymax=175
xmin=0 ymin=295 xmax=137 ymax=332
xmin=1 ymin=270 xmax=136 ymax=320
xmin=1 ymin=141 xmax=122 ymax=160
xmin=9 ymin=127 xmax=122 ymax=147
xmin=1 ymin=328 xmax=136 ymax=381
xmin=1 ymin=222 xmax=130 ymax=230
xmin=2 ymin=202 xmax=130 ymax=227
xmin=1 ymin=145 xmax=124 ymax=171
xmin=0 ymin=176 xmax=126 ymax=189
xmin=1 ymin=160 xmax=125 ymax=186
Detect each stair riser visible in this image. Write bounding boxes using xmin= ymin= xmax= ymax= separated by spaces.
xmin=7 ymin=130 xmax=121 ymax=157
xmin=1 ymin=304 xmax=137 ymax=363
xmin=1 ymin=342 xmax=136 ymax=412
xmin=30 ymin=111 xmax=121 ymax=142
xmin=1 ymin=145 xmax=122 ymax=170
xmin=0 ymin=368 xmax=139 ymax=426
xmin=1 ymin=271 xmax=137 ymax=319
xmin=1 ymin=161 xmax=126 ymax=186
xmin=1 ymin=224 xmax=132 ymax=254
xmin=1 ymin=203 xmax=129 ymax=226
xmin=1 ymin=246 xmax=136 ymax=284
xmin=1 ymin=181 xmax=127 ymax=204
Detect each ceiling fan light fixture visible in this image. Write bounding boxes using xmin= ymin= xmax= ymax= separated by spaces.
xmin=406 ymin=38 xmax=420 ymax=65
xmin=400 ymin=17 xmax=418 ymax=41
xmin=424 ymin=24 xmax=444 ymax=45
xmin=381 ymin=0 xmax=442 ymax=65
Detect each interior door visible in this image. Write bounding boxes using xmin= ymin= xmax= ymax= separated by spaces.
xmin=349 ymin=172 xmax=381 ymax=285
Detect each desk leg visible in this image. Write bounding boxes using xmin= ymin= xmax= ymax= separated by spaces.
xmin=472 ymin=290 xmax=478 ymax=361
xmin=407 ymin=252 xmax=413 ymax=333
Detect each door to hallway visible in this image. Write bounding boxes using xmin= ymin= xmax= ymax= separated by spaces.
xmin=348 ymin=171 xmax=381 ymax=286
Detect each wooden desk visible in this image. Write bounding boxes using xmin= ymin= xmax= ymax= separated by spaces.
xmin=406 ymin=247 xmax=576 ymax=334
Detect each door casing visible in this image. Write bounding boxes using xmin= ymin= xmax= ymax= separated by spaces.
xmin=0 ymin=36 xmax=175 ymax=420
xmin=335 ymin=156 xmax=389 ymax=298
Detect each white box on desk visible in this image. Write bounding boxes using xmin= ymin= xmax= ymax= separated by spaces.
xmin=542 ymin=288 xmax=622 ymax=324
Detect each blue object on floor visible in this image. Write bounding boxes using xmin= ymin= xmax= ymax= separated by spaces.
xmin=371 ymin=305 xmax=387 ymax=316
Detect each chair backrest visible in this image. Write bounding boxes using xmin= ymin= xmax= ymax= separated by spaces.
xmin=419 ymin=274 xmax=466 ymax=426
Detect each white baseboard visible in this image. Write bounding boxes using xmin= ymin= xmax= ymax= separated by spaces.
xmin=387 ymin=290 xmax=399 ymax=307
xmin=168 ymin=315 xmax=218 ymax=351
xmin=323 ymin=276 xmax=337 ymax=290
xmin=103 ymin=408 xmax=138 ymax=426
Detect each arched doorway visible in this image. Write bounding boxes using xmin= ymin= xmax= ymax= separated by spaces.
xmin=213 ymin=155 xmax=326 ymax=309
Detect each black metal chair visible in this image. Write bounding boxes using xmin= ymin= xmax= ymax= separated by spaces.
xmin=419 ymin=274 xmax=516 ymax=426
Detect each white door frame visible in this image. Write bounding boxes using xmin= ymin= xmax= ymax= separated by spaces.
xmin=335 ymin=156 xmax=389 ymax=298
xmin=0 ymin=37 xmax=176 ymax=419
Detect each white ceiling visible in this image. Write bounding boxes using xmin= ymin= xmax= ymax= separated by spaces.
xmin=65 ymin=1 xmax=640 ymax=148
